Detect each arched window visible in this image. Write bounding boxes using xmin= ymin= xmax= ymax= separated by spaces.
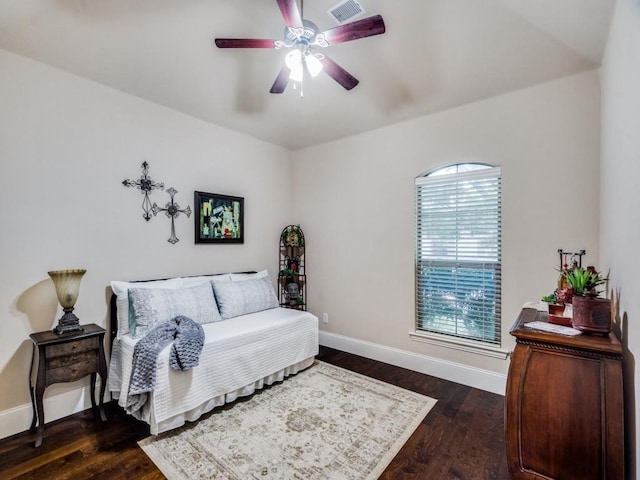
xmin=415 ymin=163 xmax=502 ymax=346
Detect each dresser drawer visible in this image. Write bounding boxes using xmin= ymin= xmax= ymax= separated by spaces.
xmin=47 ymin=357 xmax=98 ymax=384
xmin=46 ymin=350 xmax=96 ymax=369
xmin=45 ymin=336 xmax=99 ymax=358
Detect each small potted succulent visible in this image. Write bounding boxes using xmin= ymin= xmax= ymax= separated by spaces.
xmin=541 ymin=292 xmax=563 ymax=314
xmin=563 ymin=266 xmax=611 ymax=333
xmin=541 ymin=292 xmax=571 ymax=326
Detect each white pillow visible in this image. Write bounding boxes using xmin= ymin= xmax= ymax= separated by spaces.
xmin=229 ymin=270 xmax=269 ymax=282
xmin=212 ymin=275 xmax=278 ymax=320
xmin=111 ymin=277 xmax=182 ymax=337
xmin=181 ymin=273 xmax=231 ymax=288
xmin=128 ymin=283 xmax=222 ymax=338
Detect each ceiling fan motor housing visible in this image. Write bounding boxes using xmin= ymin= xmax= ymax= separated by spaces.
xmin=284 ymin=20 xmax=320 ymax=47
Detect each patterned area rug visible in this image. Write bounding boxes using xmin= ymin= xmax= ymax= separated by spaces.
xmin=139 ymin=361 xmax=437 ymax=480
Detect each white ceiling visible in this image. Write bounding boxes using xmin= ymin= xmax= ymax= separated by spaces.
xmin=0 ymin=0 xmax=614 ymax=150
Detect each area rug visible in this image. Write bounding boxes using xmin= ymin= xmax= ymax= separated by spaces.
xmin=139 ymin=361 xmax=437 ymax=480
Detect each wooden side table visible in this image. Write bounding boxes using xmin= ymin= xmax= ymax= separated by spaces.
xmin=29 ymin=323 xmax=107 ymax=447
xmin=505 ymin=308 xmax=624 ymax=479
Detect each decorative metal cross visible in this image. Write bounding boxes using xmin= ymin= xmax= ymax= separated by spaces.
xmin=122 ymin=161 xmax=164 ymax=221
xmin=152 ymin=187 xmax=192 ymax=244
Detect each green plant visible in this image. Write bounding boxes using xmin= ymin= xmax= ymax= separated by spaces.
xmin=279 ymin=268 xmax=298 ymax=277
xmin=541 ymin=293 xmax=558 ymax=303
xmin=563 ymin=267 xmax=606 ymax=297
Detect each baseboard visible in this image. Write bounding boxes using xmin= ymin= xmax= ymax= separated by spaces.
xmin=0 ymin=383 xmax=99 ymax=441
xmin=319 ymin=331 xmax=507 ymax=395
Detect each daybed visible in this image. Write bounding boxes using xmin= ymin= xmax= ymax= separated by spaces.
xmin=107 ymin=271 xmax=319 ymax=435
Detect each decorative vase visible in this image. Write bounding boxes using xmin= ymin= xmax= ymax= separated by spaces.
xmin=571 ymin=296 xmax=612 ymax=334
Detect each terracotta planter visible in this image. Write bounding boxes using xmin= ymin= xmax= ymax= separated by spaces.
xmin=548 ymin=303 xmax=565 ymax=316
xmin=571 ymin=296 xmax=612 ymax=334
xmin=546 ymin=303 xmax=572 ymax=326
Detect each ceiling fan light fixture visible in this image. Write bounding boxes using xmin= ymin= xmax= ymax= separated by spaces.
xmin=305 ymin=54 xmax=323 ymax=77
xmin=289 ymin=63 xmax=304 ymax=82
xmin=285 ymin=48 xmax=302 ymax=69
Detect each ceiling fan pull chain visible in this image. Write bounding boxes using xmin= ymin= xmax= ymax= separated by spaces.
xmin=292 ymin=79 xmax=304 ymax=98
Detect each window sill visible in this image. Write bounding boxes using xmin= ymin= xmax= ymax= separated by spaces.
xmin=409 ymin=331 xmax=510 ymax=360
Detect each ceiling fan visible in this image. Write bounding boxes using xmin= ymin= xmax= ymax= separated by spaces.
xmin=214 ymin=0 xmax=386 ymax=94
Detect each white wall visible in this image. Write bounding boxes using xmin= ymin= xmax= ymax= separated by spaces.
xmin=293 ymin=71 xmax=601 ymax=381
xmin=0 ymin=49 xmax=292 ymax=439
xmin=600 ymin=0 xmax=640 ymax=476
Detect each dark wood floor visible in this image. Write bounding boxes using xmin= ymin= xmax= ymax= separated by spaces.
xmin=0 ymin=347 xmax=509 ymax=479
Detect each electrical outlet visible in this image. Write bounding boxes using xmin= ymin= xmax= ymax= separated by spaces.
xmin=322 ymin=313 xmax=329 ymax=324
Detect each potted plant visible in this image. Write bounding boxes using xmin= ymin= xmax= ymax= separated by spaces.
xmin=563 ymin=266 xmax=611 ymax=333
xmin=541 ymin=292 xmax=562 ymax=313
xmin=278 ymin=268 xmax=297 ymax=284
xmin=541 ymin=292 xmax=571 ymax=326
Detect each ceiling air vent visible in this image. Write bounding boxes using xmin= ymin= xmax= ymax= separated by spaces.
xmin=327 ymin=0 xmax=366 ymax=24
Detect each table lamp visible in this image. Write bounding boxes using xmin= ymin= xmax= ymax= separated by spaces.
xmin=48 ymin=269 xmax=86 ymax=334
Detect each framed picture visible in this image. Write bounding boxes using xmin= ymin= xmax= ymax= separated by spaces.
xmin=194 ymin=191 xmax=244 ymax=244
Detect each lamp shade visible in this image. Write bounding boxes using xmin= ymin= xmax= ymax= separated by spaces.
xmin=48 ymin=269 xmax=86 ymax=308
xmin=289 ymin=63 xmax=304 ymax=83
xmin=285 ymin=49 xmax=302 ymax=70
xmin=305 ymin=54 xmax=323 ymax=78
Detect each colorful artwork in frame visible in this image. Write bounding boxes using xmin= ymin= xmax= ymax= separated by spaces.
xmin=194 ymin=191 xmax=244 ymax=244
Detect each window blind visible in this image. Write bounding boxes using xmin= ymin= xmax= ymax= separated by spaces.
xmin=415 ymin=166 xmax=502 ymax=345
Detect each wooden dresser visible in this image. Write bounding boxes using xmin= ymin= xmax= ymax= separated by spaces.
xmin=505 ymin=308 xmax=624 ymax=479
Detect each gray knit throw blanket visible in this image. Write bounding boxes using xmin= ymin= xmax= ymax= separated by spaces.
xmin=126 ymin=315 xmax=204 ymax=417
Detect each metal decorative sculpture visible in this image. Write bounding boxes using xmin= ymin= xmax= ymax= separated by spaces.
xmin=122 ymin=161 xmax=164 ymax=221
xmin=152 ymin=187 xmax=192 ymax=244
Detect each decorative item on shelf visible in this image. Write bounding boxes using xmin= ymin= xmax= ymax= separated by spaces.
xmin=540 ymin=292 xmax=572 ymax=326
xmin=152 ymin=187 xmax=191 ymax=244
xmin=282 ymin=224 xmax=304 ymax=247
xmin=122 ymin=161 xmax=164 ymax=221
xmin=48 ymin=269 xmax=86 ymax=334
xmin=278 ymin=270 xmax=306 ymax=306
xmin=563 ymin=266 xmax=611 ymax=334
xmin=556 ymin=249 xmax=585 ymax=290
xmin=278 ymin=225 xmax=306 ymax=310
xmin=285 ymin=282 xmax=301 ymax=306
xmin=541 ymin=292 xmax=571 ymax=327
xmin=541 ymin=248 xmax=587 ymax=327
xmin=287 ymin=256 xmax=301 ymax=273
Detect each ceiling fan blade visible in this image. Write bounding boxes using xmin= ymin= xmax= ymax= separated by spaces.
xmin=319 ymin=56 xmax=359 ymax=90
xmin=320 ymin=15 xmax=386 ymax=45
xmin=276 ymin=0 xmax=303 ymax=28
xmin=215 ymin=38 xmax=277 ymax=49
xmin=270 ymin=65 xmax=290 ymax=94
